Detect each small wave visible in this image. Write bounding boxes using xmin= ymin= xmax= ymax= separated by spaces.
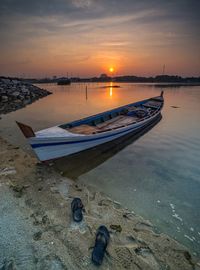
xmin=184 ymin=234 xmax=194 ymax=242
xmin=172 ymin=213 xmax=183 ymax=222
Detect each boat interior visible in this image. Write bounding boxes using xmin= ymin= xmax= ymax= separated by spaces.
xmin=61 ymin=96 xmax=163 ymax=135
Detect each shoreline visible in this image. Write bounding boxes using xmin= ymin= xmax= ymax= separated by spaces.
xmin=0 ymin=136 xmax=199 ymax=269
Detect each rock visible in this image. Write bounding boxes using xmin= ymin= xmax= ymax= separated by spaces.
xmin=11 ymin=86 xmax=16 ymax=91
xmin=9 ymin=184 xmax=26 ymax=197
xmin=18 ymin=95 xmax=24 ymax=100
xmin=1 ymin=95 xmax=8 ymax=102
xmin=31 ymin=212 xmax=50 ymax=226
xmin=1 ymin=78 xmax=10 ymax=84
xmin=30 ymin=93 xmax=36 ymax=98
xmin=14 ymin=99 xmax=22 ymax=104
xmin=0 ymin=77 xmax=52 ymax=115
xmin=23 ymin=99 xmax=31 ymax=105
xmin=21 ymin=89 xmax=30 ymax=94
xmin=110 ymin=224 xmax=122 ymax=232
xmin=42 ymin=215 xmax=50 ymax=225
xmin=11 ymin=91 xmax=20 ymax=98
xmin=11 ymin=80 xmax=19 ymax=85
xmin=33 ymin=231 xmax=42 ymax=241
xmin=50 ymin=186 xmax=59 ymax=193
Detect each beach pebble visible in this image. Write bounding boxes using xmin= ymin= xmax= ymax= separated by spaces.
xmin=9 ymin=184 xmax=26 ymax=198
xmin=33 ymin=231 xmax=42 ymax=241
xmin=110 ymin=224 xmax=122 ymax=232
xmin=50 ymin=186 xmax=59 ymax=193
xmin=0 ymin=167 xmax=16 ymax=176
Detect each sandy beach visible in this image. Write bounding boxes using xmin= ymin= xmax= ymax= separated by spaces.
xmin=0 ymin=136 xmax=199 ymax=269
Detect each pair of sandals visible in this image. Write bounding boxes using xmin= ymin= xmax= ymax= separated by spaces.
xmin=71 ymin=198 xmax=110 ymax=266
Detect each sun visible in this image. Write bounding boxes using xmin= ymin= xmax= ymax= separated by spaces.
xmin=109 ymin=67 xmax=114 ymax=73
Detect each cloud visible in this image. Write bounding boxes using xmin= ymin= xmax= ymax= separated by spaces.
xmin=100 ymin=41 xmax=131 ymax=47
xmin=71 ymin=0 xmax=93 ymax=8
xmin=0 ymin=0 xmax=199 ymax=76
xmin=54 ymin=52 xmax=90 ymax=63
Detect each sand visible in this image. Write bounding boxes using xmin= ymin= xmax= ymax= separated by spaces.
xmin=0 ymin=136 xmax=199 ymax=270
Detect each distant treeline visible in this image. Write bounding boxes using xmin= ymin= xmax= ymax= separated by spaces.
xmin=1 ymin=75 xmax=200 ymax=84
xmin=86 ymin=75 xmax=200 ymax=84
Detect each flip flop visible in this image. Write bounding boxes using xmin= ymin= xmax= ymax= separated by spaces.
xmin=71 ymin=198 xmax=84 ymax=222
xmin=92 ymin=225 xmax=110 ymax=265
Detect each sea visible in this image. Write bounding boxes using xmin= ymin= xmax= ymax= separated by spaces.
xmin=0 ymin=82 xmax=200 ymax=256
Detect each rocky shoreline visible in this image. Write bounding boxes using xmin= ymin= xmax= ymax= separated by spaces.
xmin=0 ymin=77 xmax=51 ymax=115
xmin=0 ymin=136 xmax=200 ymax=269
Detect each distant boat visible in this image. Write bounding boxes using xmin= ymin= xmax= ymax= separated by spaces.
xmin=57 ymin=78 xmax=71 ymax=85
xmin=16 ymin=91 xmax=164 ymax=162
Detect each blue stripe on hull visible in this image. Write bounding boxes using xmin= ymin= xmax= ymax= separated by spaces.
xmin=31 ymin=114 xmax=160 ymax=149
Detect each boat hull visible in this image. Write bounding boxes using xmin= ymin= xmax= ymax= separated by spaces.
xmin=29 ymin=111 xmax=161 ymax=161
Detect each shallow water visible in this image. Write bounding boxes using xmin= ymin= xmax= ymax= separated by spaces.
xmin=0 ymin=82 xmax=200 ymax=256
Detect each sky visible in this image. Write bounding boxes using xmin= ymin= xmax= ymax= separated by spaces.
xmin=0 ymin=0 xmax=199 ymax=78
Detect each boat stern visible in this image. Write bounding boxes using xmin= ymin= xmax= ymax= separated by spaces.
xmin=16 ymin=121 xmax=35 ymax=138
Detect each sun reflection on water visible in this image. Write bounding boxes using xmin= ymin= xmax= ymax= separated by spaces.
xmin=109 ymin=82 xmax=113 ymax=97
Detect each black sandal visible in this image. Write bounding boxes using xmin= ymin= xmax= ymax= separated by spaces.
xmin=92 ymin=225 xmax=110 ymax=265
xmin=71 ymin=198 xmax=84 ymax=222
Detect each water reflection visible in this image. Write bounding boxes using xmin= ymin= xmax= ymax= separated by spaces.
xmin=109 ymin=82 xmax=113 ymax=97
xmin=53 ymin=115 xmax=162 ymax=179
xmin=85 ymin=85 xmax=88 ymax=100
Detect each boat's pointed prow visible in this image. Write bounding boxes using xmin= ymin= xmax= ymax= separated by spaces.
xmin=16 ymin=121 xmax=35 ymax=138
xmin=161 ymin=90 xmax=164 ymax=97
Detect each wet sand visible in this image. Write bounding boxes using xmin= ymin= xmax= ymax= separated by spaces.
xmin=0 ymin=136 xmax=200 ymax=269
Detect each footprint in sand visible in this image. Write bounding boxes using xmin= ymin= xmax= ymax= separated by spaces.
xmin=134 ymin=221 xmax=154 ymax=232
xmin=63 ymin=239 xmax=92 ymax=269
xmin=135 ymin=247 xmax=160 ymax=270
xmin=109 ymin=234 xmax=160 ymax=269
xmin=114 ymin=246 xmax=134 ymax=269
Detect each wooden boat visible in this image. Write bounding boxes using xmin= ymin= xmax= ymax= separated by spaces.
xmin=16 ymin=91 xmax=164 ymax=162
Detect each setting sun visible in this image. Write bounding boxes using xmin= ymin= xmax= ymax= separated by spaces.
xmin=109 ymin=67 xmax=114 ymax=73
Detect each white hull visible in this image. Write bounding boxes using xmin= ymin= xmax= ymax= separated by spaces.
xmin=29 ymin=112 xmax=160 ymax=161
